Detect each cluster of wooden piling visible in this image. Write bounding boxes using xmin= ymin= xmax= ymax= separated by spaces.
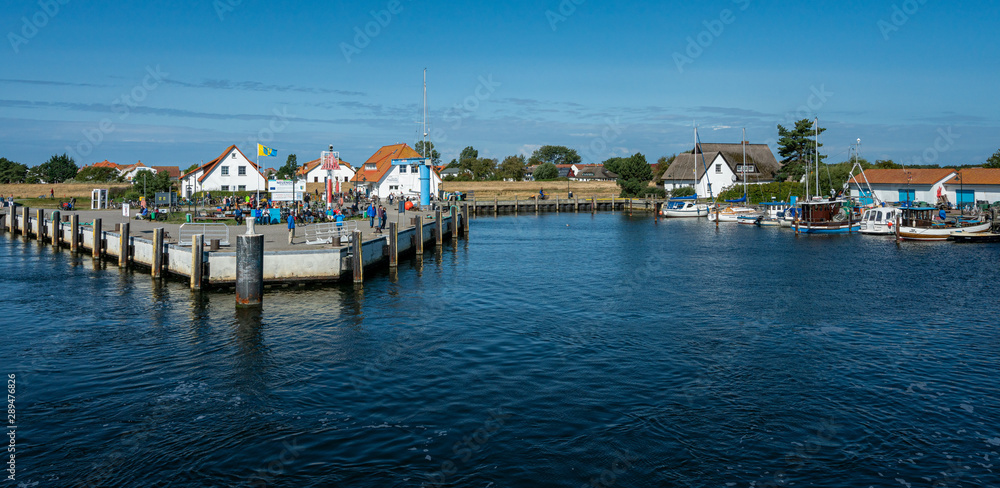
xmin=468 ymin=196 xmax=652 ymax=216
xmin=1 ymin=204 xmax=471 ymax=307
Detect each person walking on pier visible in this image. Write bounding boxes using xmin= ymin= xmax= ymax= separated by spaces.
xmin=367 ymin=203 xmax=376 ymax=229
xmin=287 ymin=212 xmax=296 ymax=244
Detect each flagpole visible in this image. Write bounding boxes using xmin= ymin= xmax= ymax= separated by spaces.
xmin=256 ymin=148 xmax=260 ymax=204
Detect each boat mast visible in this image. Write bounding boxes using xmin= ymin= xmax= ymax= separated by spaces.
xmin=815 ymin=117 xmax=820 ymax=198
xmin=742 ymin=128 xmax=747 ymax=201
xmin=693 ymin=126 xmax=698 ymax=199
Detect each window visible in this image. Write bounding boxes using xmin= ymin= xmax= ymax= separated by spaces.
xmin=365 ymin=163 xmax=377 ymax=170
xmin=221 ymin=166 xmax=229 ymax=176
xmin=221 ymin=185 xmax=230 ymax=191
xmin=231 ymin=153 xmax=236 ymax=159
xmin=238 ymin=185 xmax=246 ymax=192
xmin=736 ymin=164 xmax=756 ymax=174
xmin=716 ymin=164 xmax=722 ymax=174
xmin=411 ymin=165 xmax=418 ymax=173
xmin=314 ymin=177 xmax=319 ymax=183
xmin=400 ymin=165 xmax=407 ymax=173
xmin=238 ymin=166 xmax=246 ymax=176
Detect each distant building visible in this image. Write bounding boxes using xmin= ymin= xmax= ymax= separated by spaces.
xmin=179 ymin=145 xmax=266 ymax=196
xmin=571 ymin=164 xmax=618 ymax=181
xmin=848 ymin=168 xmax=956 ymax=205
xmin=151 ymin=166 xmax=181 ymax=181
xmin=297 ymin=157 xmax=356 ymax=185
xmin=349 ymin=143 xmax=442 ymax=198
xmin=661 ymin=143 xmax=780 ymax=197
xmin=526 ymin=163 xmax=581 ymax=181
xmin=941 ymin=168 xmax=1000 ymax=206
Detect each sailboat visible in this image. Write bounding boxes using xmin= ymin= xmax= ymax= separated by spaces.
xmin=662 ymin=127 xmax=709 ymax=218
xmin=793 ymin=122 xmax=860 ymax=234
xmin=709 ymin=129 xmax=760 ymax=223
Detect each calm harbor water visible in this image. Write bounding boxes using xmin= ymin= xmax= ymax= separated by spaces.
xmin=3 ymin=213 xmax=1000 ymax=487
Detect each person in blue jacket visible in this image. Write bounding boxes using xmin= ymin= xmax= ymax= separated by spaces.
xmin=287 ymin=212 xmax=296 ymax=244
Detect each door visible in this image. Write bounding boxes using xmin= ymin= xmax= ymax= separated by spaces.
xmin=898 ymin=189 xmax=915 ymax=203
xmin=957 ymin=189 xmax=975 ymax=207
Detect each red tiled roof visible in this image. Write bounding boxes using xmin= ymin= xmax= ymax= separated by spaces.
xmin=151 ymin=166 xmax=181 ymax=178
xmin=848 ymin=168 xmax=956 ymax=186
xmin=944 ymin=168 xmax=1000 ymax=185
xmin=85 ymin=160 xmax=123 ymax=171
xmin=351 ymin=143 xmax=424 ymax=184
xmin=297 ymin=158 xmax=353 ymax=176
xmin=194 ymin=145 xmax=262 ymax=183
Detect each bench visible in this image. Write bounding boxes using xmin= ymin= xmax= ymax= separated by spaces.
xmin=303 ymin=221 xmax=358 ymax=245
xmin=178 ymin=223 xmax=230 ymax=246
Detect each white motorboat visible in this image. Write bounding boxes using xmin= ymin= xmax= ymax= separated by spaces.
xmin=661 ymin=199 xmax=709 ymax=217
xmin=858 ymin=207 xmax=902 ymax=235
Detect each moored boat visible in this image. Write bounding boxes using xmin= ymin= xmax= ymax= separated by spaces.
xmin=858 ymin=207 xmax=902 ymax=235
xmin=793 ymin=199 xmax=860 ymax=234
xmin=896 ymin=207 xmax=991 ymax=240
xmin=661 ymin=198 xmax=709 ymax=218
xmin=949 ymin=232 xmax=1000 ymax=243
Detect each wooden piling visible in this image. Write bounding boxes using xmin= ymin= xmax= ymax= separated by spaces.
xmin=535 ymin=196 xmax=539 ymax=213
xmin=462 ymin=204 xmax=470 ymax=237
xmin=450 ymin=206 xmax=458 ymax=240
xmin=514 ymin=196 xmax=518 ymax=216
xmin=70 ymin=214 xmax=79 ymax=252
xmin=556 ymin=197 xmax=560 ymax=213
xmin=388 ymin=221 xmax=398 ymax=268
xmin=592 ymin=196 xmax=596 ymax=214
xmin=435 ymin=209 xmax=443 ymax=246
xmin=494 ymin=197 xmax=498 ymax=216
xmin=36 ymin=209 xmax=46 ymax=243
xmin=352 ymin=230 xmax=363 ymax=283
xmin=191 ymin=234 xmax=203 ymax=290
xmin=235 ymin=234 xmax=264 ymax=307
xmin=575 ymin=197 xmax=579 ymax=213
xmin=50 ymin=211 xmax=61 ymax=248
xmin=415 ymin=215 xmax=424 ymax=255
xmin=119 ymin=222 xmax=130 ymax=267
xmin=93 ymin=218 xmax=103 ymax=258
xmin=152 ymin=228 xmax=164 ymax=278
xmin=612 ymin=196 xmax=616 ymax=212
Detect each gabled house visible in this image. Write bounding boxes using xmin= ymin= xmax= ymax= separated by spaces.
xmin=119 ymin=161 xmax=155 ymax=182
xmin=349 ymin=143 xmax=441 ymax=198
xmin=661 ymin=143 xmax=781 ymax=197
xmin=941 ymin=168 xmax=1000 ymax=207
xmin=848 ymin=168 xmax=956 ymax=205
xmin=571 ymin=164 xmax=618 ymax=181
xmin=297 ymin=157 xmax=356 ymax=185
xmin=179 ymin=145 xmax=266 ymax=196
xmin=151 ymin=166 xmax=181 ymax=181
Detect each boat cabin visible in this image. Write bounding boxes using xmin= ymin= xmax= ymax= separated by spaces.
xmin=899 ymin=206 xmax=942 ymax=227
xmin=799 ymin=199 xmax=849 ymax=223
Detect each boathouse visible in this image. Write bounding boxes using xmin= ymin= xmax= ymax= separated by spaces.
xmin=941 ymin=168 xmax=1000 ymax=206
xmin=848 ymin=168 xmax=956 ymax=205
xmin=179 ymin=145 xmax=267 ymax=197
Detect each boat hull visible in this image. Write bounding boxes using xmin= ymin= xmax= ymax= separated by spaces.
xmin=662 ymin=208 xmax=708 ymax=218
xmin=794 ymin=221 xmax=860 ymax=234
xmin=897 ymin=221 xmax=991 ymax=241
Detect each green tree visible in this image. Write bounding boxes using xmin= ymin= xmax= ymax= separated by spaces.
xmin=25 ymin=165 xmax=46 ymax=184
xmin=414 ymin=141 xmax=441 ymax=166
xmin=774 ymin=119 xmax=826 ymax=183
xmin=533 ymin=162 xmax=559 ymax=181
xmin=471 ymin=158 xmax=498 ymax=180
xmin=605 ymin=153 xmax=654 ymax=197
xmin=39 ymin=153 xmax=78 ymax=183
xmin=75 ymin=166 xmax=124 ymax=182
xmin=498 ymin=155 xmax=527 ymax=181
xmin=0 ymin=158 xmax=28 ymax=183
xmin=874 ymin=159 xmax=901 ymax=169
xmin=132 ymin=170 xmax=175 ymax=201
xmin=985 ymin=149 xmax=1000 ymax=168
xmin=446 ymin=159 xmax=459 ymax=169
xmin=653 ymin=155 xmax=675 ymax=182
xmin=458 ymin=146 xmax=478 ymax=174
xmin=183 ymin=163 xmax=200 ymax=175
xmin=276 ymin=154 xmax=299 ymax=180
xmin=528 ymin=145 xmax=581 ymax=166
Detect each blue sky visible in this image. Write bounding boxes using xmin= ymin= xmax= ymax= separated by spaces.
xmin=2 ymin=0 xmax=998 ymax=170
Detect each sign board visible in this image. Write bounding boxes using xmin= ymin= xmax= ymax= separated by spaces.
xmin=267 ymin=180 xmax=307 ymax=202
xmin=321 ymin=151 xmax=341 ymax=171
xmin=391 ymin=158 xmax=430 ymax=166
xmin=122 ymin=204 xmax=130 ymax=218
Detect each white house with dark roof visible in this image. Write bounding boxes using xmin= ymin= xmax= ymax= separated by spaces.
xmin=661 ymin=143 xmax=780 ymax=198
xmin=179 ymin=145 xmax=266 ymax=196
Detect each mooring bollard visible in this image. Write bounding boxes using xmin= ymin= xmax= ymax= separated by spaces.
xmin=388 ymin=222 xmax=398 ymax=268
xmin=494 ymin=197 xmax=498 ymax=216
xmin=555 ymin=197 xmax=560 ymax=213
xmin=210 ymin=239 xmax=220 ymax=252
xmin=36 ymin=209 xmax=46 ymax=243
xmin=20 ymin=206 xmax=29 ymax=237
xmin=119 ymin=222 xmax=130 ymax=267
xmin=191 ymin=234 xmax=204 ymax=290
xmin=152 ymin=228 xmax=164 ymax=278
xmin=450 ymin=206 xmax=458 ymax=240
xmin=415 ymin=215 xmax=424 ymax=255
xmin=236 ymin=234 xmax=264 ymax=307
xmin=434 ymin=210 xmax=443 ymax=246
xmin=70 ymin=214 xmax=79 ymax=252
xmin=514 ymin=196 xmax=518 ymax=216
xmin=352 ymin=230 xmax=363 ymax=283
xmin=93 ymin=218 xmax=103 ymax=258
xmin=50 ymin=210 xmax=61 ymax=248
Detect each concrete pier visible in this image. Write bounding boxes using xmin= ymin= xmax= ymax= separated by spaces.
xmin=235 ymin=234 xmax=264 ymax=307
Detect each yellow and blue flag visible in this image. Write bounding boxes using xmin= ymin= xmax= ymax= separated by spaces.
xmin=258 ymin=144 xmax=277 ymax=157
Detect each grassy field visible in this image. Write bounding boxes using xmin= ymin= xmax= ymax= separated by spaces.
xmin=441 ymin=180 xmax=621 ymax=200
xmin=0 ymin=183 xmax=132 ymax=208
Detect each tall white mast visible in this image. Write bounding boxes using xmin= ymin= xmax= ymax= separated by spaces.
xmin=693 ymin=126 xmax=698 ymax=198
xmin=742 ymin=128 xmax=747 ymax=199
xmin=815 ymin=117 xmax=820 ymax=197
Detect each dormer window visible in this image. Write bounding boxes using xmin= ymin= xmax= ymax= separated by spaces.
xmin=231 ymin=153 xmax=236 ymax=159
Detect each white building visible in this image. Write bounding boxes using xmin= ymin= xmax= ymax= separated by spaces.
xmin=848 ymin=168 xmax=956 ymax=205
xmin=179 ymin=145 xmax=266 ymax=197
xmin=298 ymin=157 xmax=356 ymax=186
xmin=941 ymin=168 xmax=1000 ymax=206
xmin=661 ymin=143 xmax=780 ymax=198
xmin=350 ymin=143 xmax=441 ymax=198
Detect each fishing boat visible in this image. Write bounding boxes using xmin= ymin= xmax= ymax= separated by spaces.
xmin=858 ymin=207 xmax=902 ymax=235
xmin=793 ymin=198 xmax=860 ymax=234
xmin=708 ymin=199 xmax=759 ymax=222
xmin=661 ymin=197 xmax=709 ymax=217
xmin=895 ymin=207 xmax=991 ymax=240
xmin=949 ymin=232 xmax=1000 ymax=243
